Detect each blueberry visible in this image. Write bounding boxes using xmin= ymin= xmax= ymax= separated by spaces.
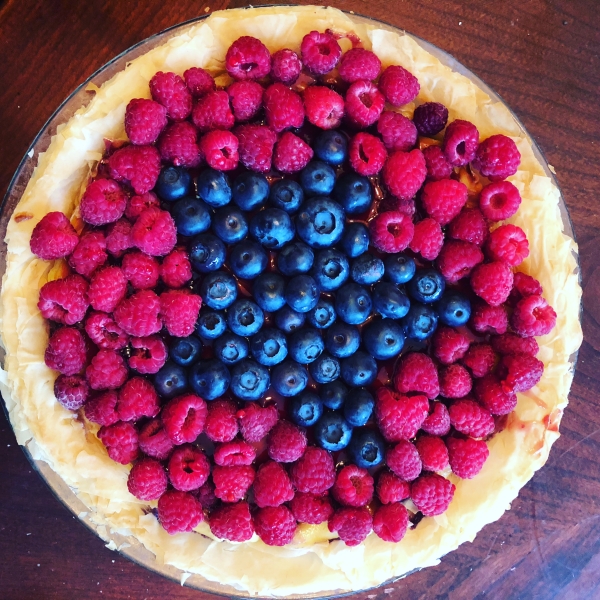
xmin=227 ymin=299 xmax=264 ymax=336
xmin=289 ymin=328 xmax=324 ymax=364
xmin=274 ymin=306 xmax=306 ymax=333
xmin=250 ymin=208 xmax=296 ymax=250
xmin=189 ymin=359 xmax=230 ymax=400
xmin=289 ymin=391 xmax=323 ymax=427
xmin=189 ymin=233 xmax=226 ymax=272
xmin=372 ymin=282 xmax=410 ymax=320
xmin=250 ymin=328 xmax=288 ymax=366
xmin=340 ymin=350 xmax=377 ymax=387
xmin=314 ymin=412 xmax=353 ymax=451
xmin=269 ymin=179 xmax=304 ymax=214
xmin=311 ymin=249 xmax=349 ymax=291
xmin=154 ymin=361 xmax=188 ymax=399
xmin=436 ymin=292 xmax=472 ymax=327
xmin=407 ymin=268 xmax=445 ymax=304
xmin=172 ymin=197 xmax=211 ymax=236
xmin=362 ymin=318 xmax=405 ymax=360
xmin=324 ymin=322 xmax=360 ymax=358
xmin=211 ymin=206 xmax=248 ymax=244
xmin=271 ymin=360 xmax=308 ymax=397
xmin=169 ymin=336 xmax=202 ymax=367
xmin=402 ymin=303 xmax=439 ymax=340
xmin=347 ymin=428 xmax=385 ymax=468
xmin=285 ymin=274 xmax=319 ymax=313
xmin=197 ymin=168 xmax=232 ymax=207
xmin=319 ymin=380 xmax=348 ymax=410
xmin=384 ymin=253 xmax=416 ymax=284
xmin=196 ymin=308 xmax=227 ymax=339
xmin=213 ymin=332 xmax=249 ymax=365
xmin=156 ymin=166 xmax=192 ymax=202
xmin=253 ymin=272 xmax=286 ymax=312
xmin=230 ymin=240 xmax=268 ymax=279
xmin=299 ymin=161 xmax=336 ymax=196
xmin=335 ymin=282 xmax=372 ymax=325
xmin=351 ymin=253 xmax=385 ymax=285
xmin=340 ymin=222 xmax=370 ymax=258
xmin=333 ymin=173 xmax=372 ymax=214
xmin=313 ymin=130 xmax=348 ymax=165
xmin=277 ymin=242 xmax=314 ymax=276
xmin=230 ymin=359 xmax=270 ymax=401
xmin=307 ymin=299 xmax=336 ymax=329
xmin=232 ymin=171 xmax=269 ymax=211
xmin=199 ymin=271 xmax=238 ymax=310
xmin=296 ymin=197 xmax=345 ymax=249
xmin=343 ymin=388 xmax=374 ymax=427
xmin=309 ymin=352 xmax=340 ymax=384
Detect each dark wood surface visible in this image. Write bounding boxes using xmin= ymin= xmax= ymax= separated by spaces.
xmin=1 ymin=1 xmax=599 ymax=598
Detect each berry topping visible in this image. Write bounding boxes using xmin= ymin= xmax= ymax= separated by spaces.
xmin=470 ymin=261 xmax=514 ymax=307
xmin=421 ymin=401 xmax=451 ymax=436
xmin=138 ymin=418 xmax=174 ymax=460
xmin=226 ymin=81 xmax=262 ymax=123
xmin=118 ymin=376 xmax=160 ymax=421
xmin=303 ymin=86 xmax=344 ymax=130
xmin=375 ymin=387 xmax=429 ymax=442
xmin=214 ymin=440 xmax=256 ymax=466
xmin=264 ymin=83 xmax=304 ymax=132
xmin=253 ymin=461 xmax=295 ymax=508
xmin=378 ymin=65 xmax=420 ymax=106
xmin=268 ymin=420 xmax=307 ymax=463
xmin=87 ymin=266 xmax=127 ymax=313
xmin=369 ymin=211 xmax=415 ymax=253
xmin=150 ymin=71 xmax=193 ymax=120
xmin=209 ymin=502 xmax=254 ymax=542
xmin=158 ymin=121 xmax=202 ymax=168
xmin=45 ymin=327 xmax=87 ymax=376
xmin=470 ymin=301 xmax=508 ymax=335
xmin=376 ymin=471 xmax=410 ymax=504
xmin=213 ymin=465 xmax=255 ymax=502
xmin=160 ymin=289 xmax=201 ymax=337
xmin=439 ymin=363 xmax=472 ymax=398
xmin=108 ymin=144 xmax=161 ymax=195
xmin=423 ymin=145 xmax=453 ymax=181
xmin=433 ymin=326 xmax=470 ymax=365
xmin=168 ymin=444 xmax=210 ymax=491
xmin=415 ymin=435 xmax=449 ymax=472
xmin=448 ymin=398 xmax=495 ymax=438
xmin=183 ymin=67 xmax=215 ymax=98
xmin=410 ymin=473 xmax=455 ymax=516
xmin=377 ymin=110 xmax=418 ymax=152
xmin=114 ymin=290 xmax=161 ymax=337
xmin=387 ymin=440 xmax=422 ymax=481
xmin=442 ymin=119 xmax=479 ymax=166
xmin=236 ymin=124 xmax=277 ymax=173
xmin=479 ymin=180 xmax=521 ymax=221
xmin=254 ymin=505 xmax=296 ymax=546
xmin=80 ymin=178 xmax=127 ymax=226
xmin=394 ymin=352 xmax=439 ymax=398
xmin=473 ymin=134 xmax=521 ymax=181
xmin=486 ymin=224 xmax=529 ymax=266
xmin=205 ymin=399 xmax=238 ymax=443
xmin=300 ymin=31 xmax=341 ymax=75
xmin=226 ymin=36 xmax=271 ymax=80
xmin=97 ymin=421 xmax=139 ymax=465
xmin=271 ymin=49 xmax=302 ymax=84
xmin=106 ymin=218 xmax=134 ymax=257
xmin=373 ymin=502 xmax=410 ymax=543
xmin=127 ymin=458 xmax=168 ymax=501
xmin=499 ymin=353 xmax=544 ymax=392
xmin=491 ymin=333 xmax=539 ymax=356
xmin=38 ymin=274 xmax=89 ymax=325
xmin=462 ymin=343 xmax=497 ymax=378
xmin=157 ymin=490 xmax=203 ymax=534
xmin=160 ymin=247 xmax=192 ymax=288
xmin=85 ymin=312 xmax=128 ymax=350
xmin=436 ymin=240 xmax=484 ymax=283
xmin=332 ymin=465 xmax=374 ymax=507
xmin=131 ymin=206 xmax=177 ymax=256
xmin=200 ymin=130 xmax=240 ymax=171
xmin=328 ymin=507 xmax=372 ymax=546
xmin=192 ymin=90 xmax=235 ymax=132
xmin=69 ymin=230 xmax=108 ymax=277
xmin=446 ymin=437 xmax=489 ymax=479
xmin=383 ymin=149 xmax=427 ymax=201
xmin=510 ymin=294 xmax=556 ymax=337
xmin=348 ymin=132 xmax=387 ymax=176
xmin=85 ymin=349 xmax=128 ymax=391
xmin=125 ymin=192 xmax=160 ymax=220
xmin=339 ymin=48 xmax=381 ymax=82
xmin=409 ymin=218 xmax=443 ymax=260
xmin=474 ymin=374 xmax=517 ymax=415
xmin=413 ymin=102 xmax=449 ymax=136
xmin=290 ymin=446 xmax=335 ymax=494
xmin=30 ymin=212 xmax=79 ymax=260
xmin=125 ymin=98 xmax=167 ymax=145
xmin=291 ymin=493 xmax=334 ymax=524
xmin=421 ymin=179 xmax=468 ymax=225
xmin=448 ymin=208 xmax=488 ymax=246
xmin=54 ymin=374 xmax=89 ymax=411
xmin=345 ymin=80 xmax=385 ymax=128
xmin=161 ymin=394 xmax=207 ymax=445
xmin=512 ymin=272 xmax=543 ymax=298
xmin=273 ymin=132 xmax=314 ymax=174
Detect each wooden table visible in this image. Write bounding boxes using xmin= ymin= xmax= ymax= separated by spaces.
xmin=1 ymin=1 xmax=598 ymax=598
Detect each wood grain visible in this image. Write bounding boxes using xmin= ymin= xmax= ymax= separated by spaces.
xmin=1 ymin=1 xmax=599 ymax=598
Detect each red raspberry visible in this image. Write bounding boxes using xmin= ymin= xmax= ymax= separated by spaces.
xmin=442 ymin=119 xmax=479 ymax=166
xmin=108 ymin=145 xmax=161 ymax=195
xmin=474 ymin=374 xmax=517 ymax=415
xmin=149 ymin=71 xmax=192 ymax=121
xmin=349 ymin=132 xmax=387 ymax=176
xmin=122 ymin=251 xmax=160 ymax=290
xmin=225 ymin=36 xmax=271 ymax=80
xmin=382 ymin=196 xmax=416 ymax=217
xmin=209 ymin=502 xmax=254 ymax=542
xmin=254 ymin=506 xmax=296 ymax=546
xmin=473 ymin=134 xmax=521 ymax=181
xmin=470 ymin=301 xmax=508 ymax=335
xmin=69 ymin=230 xmax=107 ymax=278
xmin=264 ymin=83 xmax=304 ymax=132
xmin=462 ymin=343 xmax=497 ymax=378
xmin=205 ymin=399 xmax=238 ymax=443
xmin=235 ymin=124 xmax=276 ymax=173
xmin=486 ymin=224 xmax=529 ymax=267
xmin=87 ymin=266 xmax=127 ymax=313
xmin=394 ymin=352 xmax=439 ymax=398
xmin=290 ymin=493 xmax=333 ymax=524
xmin=213 ymin=465 xmax=255 ymax=502
xmin=157 ymin=490 xmax=203 ymax=534
xmin=183 ymin=67 xmax=215 ymax=98
xmin=328 ymin=507 xmax=372 ymax=547
xmin=415 ymin=435 xmax=449 ymax=472
xmin=433 ymin=326 xmax=470 ymax=364
xmin=192 ymin=90 xmax=234 ymax=132
xmin=373 ymin=502 xmax=409 ymax=543
xmin=479 ymin=180 xmax=521 ymax=221
xmin=45 ymin=327 xmax=87 ymax=376
xmin=413 ymin=102 xmax=449 ymax=137
xmin=138 ymin=417 xmax=174 ymax=460
xmin=85 ymin=390 xmax=119 ymax=427
xmin=375 ymin=387 xmax=429 ymax=442
xmin=409 ymin=218 xmax=443 ymax=261
xmin=511 ymin=294 xmax=556 ymax=337
xmin=199 ymin=130 xmax=239 ymax=171
xmin=273 ymin=132 xmax=314 ymax=173
xmin=194 ymin=480 xmax=218 ymax=511
xmin=160 ymin=289 xmax=201 ymax=337
xmin=439 ymin=363 xmax=472 ymax=398
xmin=421 ymin=401 xmax=451 ymax=436
xmin=378 ymin=65 xmax=420 ymax=106
xmin=253 ymin=461 xmax=295 ymax=508
xmin=300 ymin=31 xmax=341 ymax=75
xmin=227 ymin=80 xmax=263 ymax=122
xmin=422 ymin=179 xmax=468 ymax=226
xmin=106 ymin=219 xmax=133 ymax=257
xmin=157 ymin=121 xmax=202 ymax=168
xmin=339 ymin=48 xmax=381 ymax=82
xmin=117 ymin=376 xmax=159 ymax=421
xmin=290 ymin=446 xmax=335 ymax=494
xmin=377 ymin=111 xmax=417 ymax=153
xmin=410 ymin=473 xmax=455 ymax=516
xmin=86 ymin=350 xmax=127 ymax=391
xmin=447 ymin=437 xmax=489 ymax=479
xmin=499 ymin=353 xmax=544 ymax=392
xmin=80 ymin=179 xmax=127 ymax=226
xmin=511 ymin=272 xmax=543 ymax=298
xmin=127 ymin=458 xmax=167 ymax=501
xmin=448 ymin=208 xmax=488 ymax=246
xmin=98 ymin=421 xmax=139 ymax=465
xmin=332 ymin=465 xmax=374 ymax=507
xmin=382 ymin=149 xmax=426 ymax=201
xmin=30 ymin=212 xmax=79 ymax=260
xmin=491 ymin=333 xmax=539 ymax=356
xmin=114 ymin=290 xmax=161 ymax=337
xmin=125 ymin=192 xmax=160 ymax=221
xmin=470 ymin=261 xmax=514 ymax=307
xmin=168 ymin=444 xmax=210 ymax=491
xmin=303 ymin=86 xmax=344 ymax=129
xmin=268 ymin=420 xmax=307 ymax=463
xmin=38 ymin=274 xmax=89 ymax=325
xmin=387 ymin=440 xmax=422 ymax=481
xmin=423 ymin=145 xmax=453 ymax=181
xmin=270 ymin=49 xmax=302 ymax=84
xmin=369 ymin=211 xmax=414 ymax=253
xmin=124 ymin=98 xmax=167 ymax=145
xmin=449 ymin=398 xmax=495 ymax=438
xmin=160 ymin=247 xmax=192 ymax=288
xmin=376 ymin=471 xmax=410 ymax=504
xmin=54 ymin=374 xmax=89 ymax=411
xmin=131 ymin=207 xmax=177 ymax=257
xmin=161 ymin=394 xmax=207 ymax=445
xmin=213 ymin=440 xmax=256 ymax=466
xmin=237 ymin=403 xmax=279 ymax=442
xmin=345 ymin=80 xmax=385 ymax=128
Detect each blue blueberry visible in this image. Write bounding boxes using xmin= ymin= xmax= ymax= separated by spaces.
xmin=213 ymin=332 xmax=249 ymax=365
xmin=307 ymin=299 xmax=336 ymax=329
xmin=232 ymin=171 xmax=269 ymax=211
xmin=311 ymin=249 xmax=349 ymax=291
xmin=189 ymin=360 xmax=230 ymax=400
xmin=250 ymin=208 xmax=295 ymax=250
xmin=154 ymin=361 xmax=188 ymax=399
xmin=335 ymin=282 xmax=372 ymax=325
xmin=156 ymin=166 xmax=192 ymax=202
xmin=436 ymin=293 xmax=472 ymax=327
xmin=227 ymin=299 xmax=264 ymax=336
xmin=313 ymin=130 xmax=348 ymax=165
xmin=340 ymin=351 xmax=377 ymax=387
xmin=274 ymin=306 xmax=306 ymax=333
xmin=324 ymin=322 xmax=360 ymax=358
xmin=189 ymin=234 xmax=226 ymax=273
xmin=314 ymin=412 xmax=353 ymax=451
xmin=343 ymin=388 xmax=374 ymax=427
xmin=277 ymin=242 xmax=314 ymax=276
xmin=351 ymin=253 xmax=385 ymax=285
xmin=199 ymin=271 xmax=238 ymax=310
xmin=362 ymin=318 xmax=405 ymax=360
xmin=407 ymin=268 xmax=445 ymax=304
xmin=196 ymin=309 xmax=227 ymax=339
xmin=269 ymin=180 xmax=304 ymax=214
xmin=285 ymin=275 xmax=319 ymax=313
xmin=271 ymin=360 xmax=308 ymax=397
xmin=253 ymin=272 xmax=286 ymax=312
xmin=333 ymin=173 xmax=372 ymax=214
xmin=402 ymin=303 xmax=439 ymax=340
xmin=289 ymin=391 xmax=323 ymax=427
xmin=296 ymin=197 xmax=345 ymax=249
xmin=309 ymin=352 xmax=340 ymax=384
xmin=372 ymin=282 xmax=410 ymax=320
xmin=197 ymin=168 xmax=232 ymax=207
xmin=230 ymin=359 xmax=270 ymax=401
xmin=249 ymin=328 xmax=287 ymax=366
xmin=289 ymin=328 xmax=324 ymax=364
xmin=211 ymin=206 xmax=248 ymax=244
xmin=340 ymin=222 xmax=370 ymax=258
xmin=384 ymin=253 xmax=416 ymax=284
xmin=299 ymin=161 xmax=336 ymax=196
xmin=169 ymin=336 xmax=202 ymax=367
xmin=171 ymin=197 xmax=211 ymax=237
xmin=319 ymin=380 xmax=347 ymax=410
xmin=347 ymin=428 xmax=385 ymax=469
xmin=230 ymin=241 xmax=268 ymax=279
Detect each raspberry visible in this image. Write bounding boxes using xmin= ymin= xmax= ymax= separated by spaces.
xmin=205 ymin=399 xmax=239 ymax=443
xmin=213 ymin=440 xmax=256 ymax=466
xmin=160 ymin=289 xmax=201 ymax=337
xmin=227 ymin=80 xmax=263 ymax=122
xmin=470 ymin=301 xmax=508 ymax=335
xmin=273 ymin=132 xmax=314 ymax=173
xmin=225 ymin=36 xmax=271 ymax=80
xmin=369 ymin=211 xmax=414 ymax=253
xmin=87 ymin=266 xmax=127 ymax=313
xmin=373 ymin=503 xmax=410 ymax=543
xmin=105 ymin=219 xmax=133 ymax=257
xmin=117 ymin=376 xmax=159 ymax=421
xmin=209 ymin=502 xmax=254 ymax=542
xmin=194 ymin=480 xmax=218 ymax=511
xmin=474 ymin=374 xmax=517 ymax=415
xmin=45 ymin=327 xmax=87 ymax=376
xmin=447 ymin=437 xmax=489 ymax=479
xmin=439 ymin=363 xmax=472 ymax=398
xmin=470 ymin=261 xmax=514 ymax=306
xmin=270 ymin=49 xmax=302 ymax=84
xmin=348 ymin=132 xmax=387 ymax=176
xmin=345 ymin=80 xmax=385 ymax=128
xmin=108 ymin=145 xmax=161 ymax=195
xmin=124 ymin=98 xmax=167 ymax=145
xmin=377 ymin=111 xmax=417 ymax=152
xmin=38 ymin=274 xmax=89 ymax=325
xmin=479 ymin=180 xmax=521 ymax=221
xmin=254 ymin=506 xmax=296 ymax=546
xmin=54 ymin=374 xmax=89 ymax=411
xmin=161 ymin=394 xmax=207 ymax=445
xmin=183 ymin=67 xmax=215 ymax=98
xmin=114 ymin=290 xmax=161 ymax=337
xmin=192 ymin=90 xmax=235 ymax=132
xmin=332 ymin=465 xmax=374 ymax=507
xmin=449 ymin=398 xmax=495 ymax=438
xmin=68 ymin=230 xmax=107 ymax=277
xmin=200 ymin=130 xmax=239 ymax=171
xmin=415 ymin=435 xmax=449 ymax=472
xmin=423 ymin=145 xmax=453 ymax=181
xmin=237 ymin=403 xmax=279 ymax=442
xmin=486 ymin=224 xmax=529 ymax=267
xmin=268 ymin=420 xmax=307 ymax=463
xmin=127 ymin=458 xmax=167 ymax=501
xmin=303 ymin=86 xmax=344 ymax=130
xmin=157 ymin=121 xmax=202 ymax=168
xmin=157 ymin=490 xmax=203 ymax=534
xmin=125 ymin=192 xmax=160 ymax=221
xmin=394 ymin=352 xmax=439 ymax=398
xmin=376 ymin=471 xmax=410 ymax=504
xmin=462 ymin=343 xmax=497 ymax=378
xmin=168 ymin=444 xmax=210 ymax=491
xmin=421 ymin=179 xmax=468 ymax=226
xmin=421 ymin=401 xmax=451 ymax=436
xmin=213 ymin=465 xmax=255 ymax=502
xmin=473 ymin=134 xmax=521 ymax=181
xmin=131 ymin=207 xmax=177 ymax=257
xmin=339 ymin=48 xmax=381 ymax=82
xmin=291 ymin=493 xmax=334 ymax=524
xmin=448 ymin=208 xmax=488 ymax=246
xmin=387 ymin=440 xmax=422 ymax=481
xmin=264 ymin=83 xmax=304 ymax=132
xmin=383 ymin=149 xmax=426 ymax=201
xmin=413 ymin=102 xmax=449 ymax=137
xmin=290 ymin=447 xmax=335 ymax=494
xmin=409 ymin=218 xmax=443 ymax=260
xmin=433 ymin=326 xmax=470 ymax=364
xmin=80 ymin=178 xmax=127 ymax=226
xmin=160 ymin=247 xmax=192 ymax=288
xmin=410 ymin=473 xmax=455 ymax=516
xmin=85 ymin=390 xmax=119 ymax=427
xmin=126 ymin=337 xmax=164 ymax=373
xmin=98 ymin=421 xmax=139 ymax=465
xmin=235 ymin=124 xmax=276 ymax=173
xmin=149 ymin=71 xmax=192 ymax=121
xmin=375 ymin=387 xmax=429 ymax=442
xmin=300 ymin=31 xmax=341 ymax=75
xmin=378 ymin=65 xmax=420 ymax=106
xmin=328 ymin=507 xmax=372 ymax=546
xmin=384 ymin=196 xmax=416 ymax=217
xmin=30 ymin=212 xmax=79 ymax=260
xmin=511 ymin=294 xmax=556 ymax=337
xmin=491 ymin=333 xmax=539 ymax=356
xmin=253 ymin=461 xmax=295 ymax=508
xmin=511 ymin=272 xmax=543 ymax=298
xmin=442 ymin=119 xmax=479 ymax=166
xmin=499 ymin=353 xmax=544 ymax=392
xmin=122 ymin=251 xmax=160 ymax=290
xmin=138 ymin=417 xmax=174 ymax=460
xmin=86 ymin=350 xmax=128 ymax=391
